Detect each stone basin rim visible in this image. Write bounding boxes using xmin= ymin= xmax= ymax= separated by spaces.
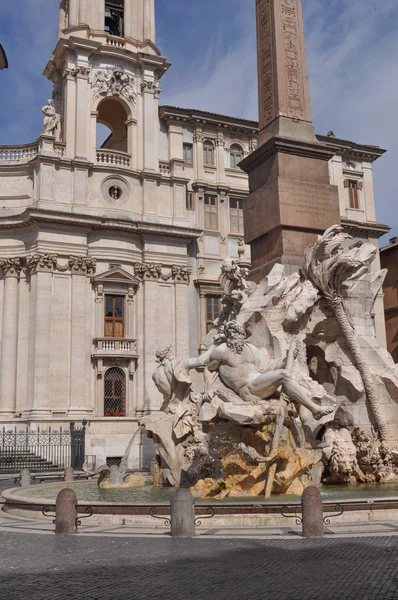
xmin=4 ymin=481 xmax=398 ymax=509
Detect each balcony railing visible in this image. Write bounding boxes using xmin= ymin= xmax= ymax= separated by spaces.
xmin=159 ymin=161 xmax=171 ymax=176
xmin=93 ymin=338 xmax=138 ymax=356
xmin=96 ymin=149 xmax=131 ymax=168
xmin=0 ymin=143 xmax=38 ymax=164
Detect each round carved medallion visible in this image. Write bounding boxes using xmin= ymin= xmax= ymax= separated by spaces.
xmin=101 ymin=177 xmax=130 ymax=206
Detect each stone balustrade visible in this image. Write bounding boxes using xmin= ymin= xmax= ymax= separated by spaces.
xmin=93 ymin=338 xmax=137 ymax=356
xmin=0 ymin=143 xmax=38 ymax=163
xmin=159 ymin=161 xmax=171 ymax=176
xmin=96 ymin=149 xmax=131 ymax=168
xmin=106 ymin=36 xmax=126 ymax=48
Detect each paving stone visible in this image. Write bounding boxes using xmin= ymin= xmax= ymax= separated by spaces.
xmin=0 ymin=533 xmax=398 ymax=599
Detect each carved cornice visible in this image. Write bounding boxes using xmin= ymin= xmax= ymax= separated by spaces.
xmin=134 ymin=263 xmax=191 ymax=283
xmin=0 ymin=254 xmax=97 ymax=277
xmin=0 ymin=258 xmax=24 ymax=277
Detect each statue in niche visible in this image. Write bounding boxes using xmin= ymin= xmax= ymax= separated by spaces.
xmin=41 ymin=99 xmax=59 ymax=136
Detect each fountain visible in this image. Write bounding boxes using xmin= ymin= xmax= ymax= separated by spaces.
xmin=2 ymin=227 xmax=398 ymax=526
xmin=143 ymin=226 xmax=398 ymax=498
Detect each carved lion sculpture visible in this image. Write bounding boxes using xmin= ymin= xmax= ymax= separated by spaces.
xmin=323 ymin=427 xmax=369 ymax=484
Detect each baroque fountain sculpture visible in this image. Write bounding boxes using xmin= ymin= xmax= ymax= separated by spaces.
xmin=142 ymin=226 xmax=398 ymax=498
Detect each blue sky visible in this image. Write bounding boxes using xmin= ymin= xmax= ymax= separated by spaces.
xmin=0 ymin=0 xmax=397 ymax=241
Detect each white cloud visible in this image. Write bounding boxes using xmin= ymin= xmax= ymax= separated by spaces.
xmin=162 ymin=0 xmax=398 ymax=241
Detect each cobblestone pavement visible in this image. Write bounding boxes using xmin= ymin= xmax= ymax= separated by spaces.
xmin=1 ymin=533 xmax=398 ymax=600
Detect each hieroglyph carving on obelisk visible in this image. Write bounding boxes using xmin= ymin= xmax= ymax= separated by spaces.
xmin=256 ymin=0 xmax=313 ymax=132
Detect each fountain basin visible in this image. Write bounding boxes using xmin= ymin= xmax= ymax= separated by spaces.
xmin=4 ymin=481 xmax=398 ymax=527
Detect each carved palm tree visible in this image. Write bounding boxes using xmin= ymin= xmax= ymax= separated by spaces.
xmin=302 ymin=225 xmax=388 ymax=441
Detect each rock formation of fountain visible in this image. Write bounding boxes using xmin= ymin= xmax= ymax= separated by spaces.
xmin=142 ymin=226 xmax=398 ymax=498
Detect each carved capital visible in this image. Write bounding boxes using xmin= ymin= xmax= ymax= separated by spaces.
xmin=0 ymin=258 xmax=24 ymax=277
xmin=193 ymin=130 xmax=204 ymax=144
xmin=75 ymin=66 xmax=91 ymax=79
xmin=68 ymin=256 xmax=97 ymax=275
xmin=134 ymin=262 xmax=162 ymax=280
xmin=140 ymin=80 xmax=161 ymax=97
xmin=26 ymin=253 xmax=58 ymax=274
xmin=134 ymin=263 xmax=191 ymax=284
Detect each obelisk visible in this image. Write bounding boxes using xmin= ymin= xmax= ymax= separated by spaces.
xmin=240 ymin=0 xmax=340 ymax=281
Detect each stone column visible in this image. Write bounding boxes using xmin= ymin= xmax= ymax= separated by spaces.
xmin=194 ymin=129 xmax=204 ymax=181
xmin=0 ymin=259 xmax=22 ymax=417
xmin=26 ymin=262 xmax=54 ymax=419
xmin=124 ymin=0 xmax=133 ymax=38
xmin=68 ymin=0 xmax=79 ymax=27
xmin=59 ymin=0 xmax=67 ymax=35
xmin=141 ymin=278 xmax=158 ymax=415
xmin=79 ymin=0 xmax=87 ymax=24
xmin=126 ymin=118 xmax=138 ymax=170
xmin=198 ymin=289 xmax=207 ymax=350
xmin=175 ymin=279 xmax=190 ymax=359
xmin=216 ymin=132 xmax=226 ymax=183
xmin=69 ymin=258 xmax=96 ymax=416
xmin=63 ymin=70 xmax=77 ymax=160
xmin=143 ymin=0 xmax=155 ymax=42
xmin=74 ymin=68 xmax=90 ymax=161
xmin=142 ymin=80 xmax=159 ymax=172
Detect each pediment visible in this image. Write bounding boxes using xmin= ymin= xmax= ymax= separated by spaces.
xmin=92 ymin=267 xmax=140 ymax=287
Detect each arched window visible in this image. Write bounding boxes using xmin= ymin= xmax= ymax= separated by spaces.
xmin=96 ymin=97 xmax=128 ymax=153
xmin=230 ymin=144 xmax=243 ymax=169
xmin=104 ymin=367 xmax=126 ymax=416
xmin=203 ymin=141 xmax=215 ymax=166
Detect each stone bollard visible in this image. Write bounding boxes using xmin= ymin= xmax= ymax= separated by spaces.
xmin=301 ymin=486 xmax=324 ymax=538
xmin=170 ymin=489 xmax=196 ymax=538
xmin=55 ymin=488 xmax=78 ymax=535
xmin=64 ymin=467 xmax=74 ymax=482
xmin=19 ymin=468 xmax=32 ymax=488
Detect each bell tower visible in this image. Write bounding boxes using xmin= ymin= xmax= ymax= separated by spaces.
xmin=44 ymin=0 xmax=168 ymax=172
xmin=58 ymin=0 xmax=156 ymax=45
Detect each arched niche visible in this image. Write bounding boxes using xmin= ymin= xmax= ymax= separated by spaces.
xmin=96 ymin=96 xmax=130 ymax=153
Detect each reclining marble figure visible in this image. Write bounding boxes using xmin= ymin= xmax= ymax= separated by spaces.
xmin=179 ymin=321 xmax=335 ymax=446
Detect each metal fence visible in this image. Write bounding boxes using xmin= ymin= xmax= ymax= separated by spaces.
xmin=0 ymin=421 xmax=87 ymax=474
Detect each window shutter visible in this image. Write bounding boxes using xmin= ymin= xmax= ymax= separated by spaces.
xmin=357 ymin=181 xmax=363 ymax=190
xmin=344 ymin=180 xmax=349 ymax=188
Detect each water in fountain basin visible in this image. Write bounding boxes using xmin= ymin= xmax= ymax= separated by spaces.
xmin=14 ymin=480 xmax=398 ymax=504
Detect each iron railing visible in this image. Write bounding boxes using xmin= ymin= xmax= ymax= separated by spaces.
xmin=0 ymin=421 xmax=87 ymax=474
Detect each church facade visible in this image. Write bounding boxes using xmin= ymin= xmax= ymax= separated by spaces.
xmin=0 ymin=0 xmax=390 ymax=469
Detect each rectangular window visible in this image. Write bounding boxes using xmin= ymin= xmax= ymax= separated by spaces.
xmin=203 ymin=142 xmax=215 ymax=166
xmin=183 ymin=143 xmax=193 ymax=167
xmin=229 ymin=198 xmax=244 ymax=234
xmin=105 ymin=295 xmax=124 ymax=338
xmin=206 ymin=295 xmax=222 ymax=333
xmin=204 ymin=194 xmax=218 ymax=230
xmin=186 ymin=191 xmax=195 ymax=211
xmin=345 ymin=179 xmax=362 ymax=209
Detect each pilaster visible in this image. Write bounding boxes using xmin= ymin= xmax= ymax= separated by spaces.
xmin=141 ymin=79 xmax=160 ymax=171
xmin=194 ymin=128 xmax=205 ymax=181
xmin=0 ymin=259 xmax=23 ymax=418
xmin=216 ymin=131 xmax=226 ymax=183
xmin=69 ymin=267 xmax=91 ymax=416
